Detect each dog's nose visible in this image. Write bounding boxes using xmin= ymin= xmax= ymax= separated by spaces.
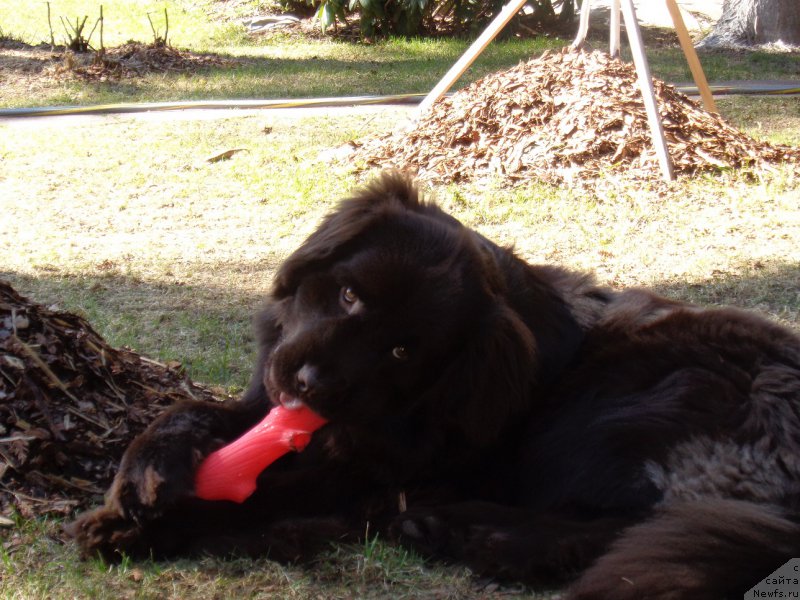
xmin=295 ymin=364 xmax=318 ymax=395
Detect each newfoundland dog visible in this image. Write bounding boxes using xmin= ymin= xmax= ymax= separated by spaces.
xmin=69 ymin=173 xmax=800 ymax=599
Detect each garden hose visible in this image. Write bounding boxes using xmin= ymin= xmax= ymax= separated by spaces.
xmin=0 ymin=94 xmax=423 ymax=118
xmin=1 ymin=83 xmax=798 ymax=118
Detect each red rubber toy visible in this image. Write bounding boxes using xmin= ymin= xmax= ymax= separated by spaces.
xmin=194 ymin=405 xmax=327 ymax=503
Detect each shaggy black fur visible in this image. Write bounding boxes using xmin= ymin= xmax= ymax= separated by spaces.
xmin=68 ymin=173 xmax=800 ymax=599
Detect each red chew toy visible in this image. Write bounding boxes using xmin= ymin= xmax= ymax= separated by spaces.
xmin=194 ymin=405 xmax=327 ymax=503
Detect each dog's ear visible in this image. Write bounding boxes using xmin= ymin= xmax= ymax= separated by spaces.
xmin=273 ymin=172 xmax=422 ymax=297
xmin=439 ymin=303 xmax=539 ymax=447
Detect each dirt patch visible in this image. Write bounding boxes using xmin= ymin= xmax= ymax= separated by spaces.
xmin=350 ymin=48 xmax=800 ymax=188
xmin=0 ymin=280 xmax=225 ymax=518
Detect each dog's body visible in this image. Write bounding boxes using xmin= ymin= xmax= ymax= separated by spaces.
xmin=70 ymin=174 xmax=800 ymax=599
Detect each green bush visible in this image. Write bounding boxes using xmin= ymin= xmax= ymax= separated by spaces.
xmin=280 ymin=0 xmax=579 ymax=38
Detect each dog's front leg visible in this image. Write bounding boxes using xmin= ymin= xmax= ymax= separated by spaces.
xmin=65 ymin=393 xmax=268 ymax=560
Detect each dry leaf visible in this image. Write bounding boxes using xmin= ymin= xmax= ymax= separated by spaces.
xmin=350 ymin=48 xmax=800 ymax=190
xmin=205 ymin=148 xmax=249 ymax=163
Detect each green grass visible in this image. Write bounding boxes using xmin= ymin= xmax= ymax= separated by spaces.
xmin=718 ymin=96 xmax=800 ymax=146
xmin=621 ymin=44 xmax=800 ymax=82
xmin=2 ymin=517 xmax=552 ymax=599
xmin=0 ymin=0 xmax=236 ymax=49
xmin=0 ymin=35 xmax=567 ymax=107
xmin=2 ymin=0 xmax=798 ymax=108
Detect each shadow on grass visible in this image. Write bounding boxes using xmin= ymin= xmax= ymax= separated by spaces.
xmin=0 ymin=40 xmax=246 ymax=76
xmin=4 ymin=32 xmax=799 ymax=110
xmin=0 ymin=270 xmax=269 ymax=389
xmin=3 ymin=260 xmax=798 ymax=387
xmin=0 ymin=40 xmax=62 ymax=75
xmin=652 ymin=260 xmax=800 ymax=329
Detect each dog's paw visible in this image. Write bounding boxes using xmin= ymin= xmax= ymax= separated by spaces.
xmin=392 ymin=507 xmax=536 ymax=580
xmin=392 ymin=511 xmax=450 ymax=557
xmin=64 ymin=430 xmax=214 ymax=560
xmin=391 ymin=507 xmax=480 ymax=561
xmin=64 ymin=505 xmax=147 ymax=561
xmin=104 ymin=434 xmax=209 ymax=522
xmin=258 ymin=517 xmax=352 ymax=563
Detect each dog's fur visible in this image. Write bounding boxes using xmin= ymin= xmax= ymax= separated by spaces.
xmin=68 ymin=174 xmax=800 ymax=599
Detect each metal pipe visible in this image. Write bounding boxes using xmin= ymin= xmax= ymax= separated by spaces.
xmin=2 ymin=84 xmax=798 ymax=119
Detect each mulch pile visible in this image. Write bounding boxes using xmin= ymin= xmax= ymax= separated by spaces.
xmin=0 ymin=281 xmax=223 ymax=518
xmin=53 ymin=42 xmax=235 ymax=81
xmin=351 ymin=48 xmax=800 ymax=187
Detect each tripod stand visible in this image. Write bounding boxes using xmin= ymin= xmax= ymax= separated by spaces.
xmin=419 ymin=0 xmax=719 ymax=182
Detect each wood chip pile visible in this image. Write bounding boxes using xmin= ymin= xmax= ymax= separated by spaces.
xmin=0 ymin=281 xmax=223 ymax=518
xmin=352 ymin=48 xmax=800 ymax=186
xmin=55 ymin=42 xmax=234 ymax=81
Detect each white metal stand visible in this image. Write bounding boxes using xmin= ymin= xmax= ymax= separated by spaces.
xmin=419 ymin=1 xmax=720 ymax=183
xmin=609 ymin=0 xmax=621 ymax=57
xmin=417 ymin=0 xmax=529 ymax=114
xmin=572 ymin=0 xmax=674 ymax=181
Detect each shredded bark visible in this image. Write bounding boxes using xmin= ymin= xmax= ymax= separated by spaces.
xmin=0 ymin=281 xmax=224 ymax=518
xmin=351 ymin=48 xmax=800 ymax=188
xmin=49 ymin=41 xmax=236 ymax=82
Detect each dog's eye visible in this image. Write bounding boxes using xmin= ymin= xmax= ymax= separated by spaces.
xmin=391 ymin=346 xmax=409 ymax=361
xmin=341 ymin=286 xmax=358 ymax=305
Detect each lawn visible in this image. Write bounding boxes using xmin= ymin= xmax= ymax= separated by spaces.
xmin=1 ymin=0 xmax=799 ymax=108
xmin=1 ymin=1 xmax=799 ymax=598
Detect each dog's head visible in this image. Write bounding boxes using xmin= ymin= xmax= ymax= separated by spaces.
xmin=260 ymin=173 xmax=538 ymax=448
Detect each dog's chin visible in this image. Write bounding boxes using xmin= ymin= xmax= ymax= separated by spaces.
xmin=277 ymin=391 xmax=305 ymax=411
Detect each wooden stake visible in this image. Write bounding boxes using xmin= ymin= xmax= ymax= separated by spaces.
xmin=620 ymin=0 xmax=674 ymax=181
xmin=47 ymin=2 xmax=55 ymax=49
xmin=417 ymin=0 xmax=528 ymax=115
xmin=571 ymin=0 xmax=592 ymax=48
xmin=147 ymin=12 xmax=157 ymax=43
xmin=87 ymin=14 xmax=101 ymax=49
xmin=665 ymin=0 xmax=717 ymax=113
xmin=164 ymin=7 xmax=169 ymax=45
xmin=609 ymin=0 xmax=621 ymax=58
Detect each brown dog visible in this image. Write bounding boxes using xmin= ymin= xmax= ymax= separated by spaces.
xmin=69 ymin=173 xmax=800 ymax=599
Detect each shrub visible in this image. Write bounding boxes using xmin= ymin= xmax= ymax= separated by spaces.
xmin=279 ymin=0 xmax=579 ymax=38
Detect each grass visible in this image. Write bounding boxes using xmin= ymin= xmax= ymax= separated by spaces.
xmin=622 ymin=44 xmax=800 ymax=82
xmin=1 ymin=518 xmax=476 ymax=599
xmin=3 ymin=514 xmax=554 ymax=599
xmin=0 ymin=0 xmax=234 ymax=49
xmin=1 ymin=3 xmax=800 ymax=598
xmin=1 ymin=0 xmax=799 ymax=108
xmin=718 ymin=96 xmax=800 ymax=146
xmin=0 ymin=35 xmax=567 ymax=108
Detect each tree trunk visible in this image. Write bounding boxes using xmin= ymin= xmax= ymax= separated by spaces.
xmin=698 ymin=0 xmax=800 ymax=48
